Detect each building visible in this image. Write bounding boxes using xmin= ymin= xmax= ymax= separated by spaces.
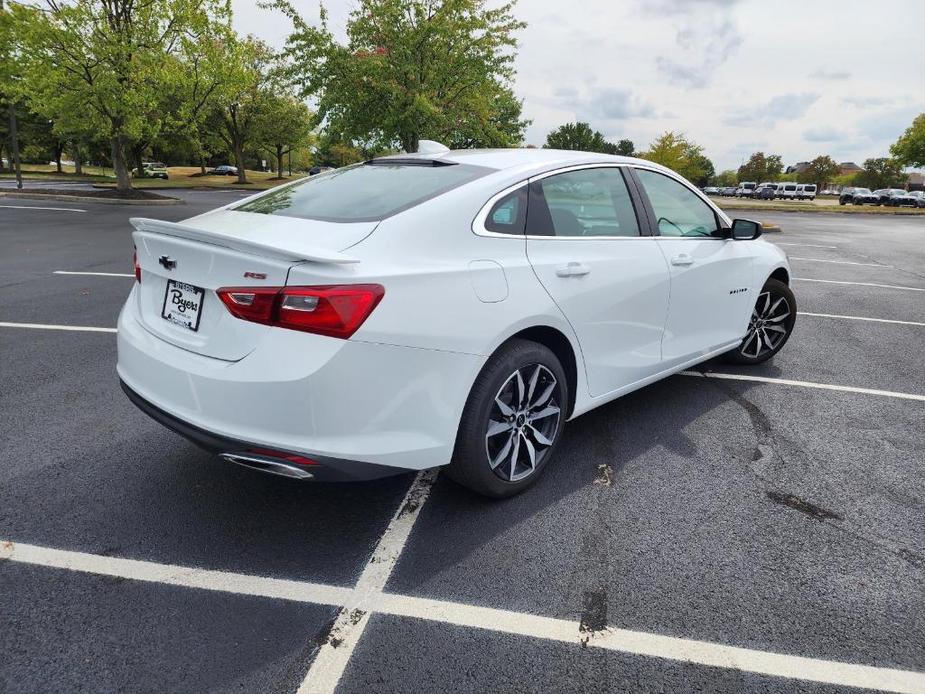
xmin=907 ymin=172 xmax=925 ymax=192
xmin=838 ymin=162 xmax=863 ymax=176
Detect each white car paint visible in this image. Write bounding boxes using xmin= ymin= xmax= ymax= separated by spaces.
xmin=117 ymin=148 xmax=789 ymax=480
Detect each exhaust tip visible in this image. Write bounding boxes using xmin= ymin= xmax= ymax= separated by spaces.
xmin=219 ymin=453 xmax=314 ymax=480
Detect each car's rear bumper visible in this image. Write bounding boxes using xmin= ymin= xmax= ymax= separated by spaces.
xmin=117 ymin=287 xmax=483 ymax=475
xmin=120 ymin=380 xmax=401 ymax=481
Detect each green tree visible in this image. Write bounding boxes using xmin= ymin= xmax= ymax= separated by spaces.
xmin=711 ymin=170 xmax=737 ymax=187
xmin=639 ymin=131 xmax=710 ymax=183
xmin=206 ymin=37 xmax=280 ymax=184
xmin=18 ymin=0 xmax=225 ymax=191
xmin=890 ymin=113 xmax=925 ymax=168
xmin=255 ymin=94 xmax=313 ymax=177
xmin=545 ymin=122 xmax=610 ymax=152
xmin=613 ymin=139 xmax=634 ymax=156
xmin=737 ymin=152 xmax=783 ymax=182
xmin=855 ymin=157 xmax=906 ymax=190
xmin=797 ymin=155 xmax=840 ymax=189
xmin=274 ymin=0 xmax=528 ymax=153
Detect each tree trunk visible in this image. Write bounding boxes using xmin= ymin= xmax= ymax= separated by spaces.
xmin=401 ymin=134 xmax=419 ymax=154
xmin=276 ymin=145 xmax=284 ymax=178
xmin=74 ymin=143 xmax=83 ymax=175
xmin=199 ymin=156 xmax=207 ymax=175
xmin=55 ymin=142 xmax=63 ymax=173
xmin=111 ymin=134 xmax=132 ymax=191
xmin=0 ymin=141 xmax=5 ymax=173
xmin=8 ymin=102 xmax=22 ymax=190
xmin=233 ymin=141 xmax=247 ymax=183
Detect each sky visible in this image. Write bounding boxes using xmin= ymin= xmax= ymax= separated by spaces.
xmin=231 ymin=0 xmax=925 ymax=172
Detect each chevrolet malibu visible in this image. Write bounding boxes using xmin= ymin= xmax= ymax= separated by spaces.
xmin=118 ymin=147 xmax=796 ymax=497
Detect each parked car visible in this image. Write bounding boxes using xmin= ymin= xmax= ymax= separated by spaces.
xmin=885 ymin=190 xmax=919 ymax=207
xmin=211 ymin=165 xmax=239 ymax=176
xmin=795 ymin=184 xmax=816 ymax=200
xmin=900 ymin=190 xmax=925 ymax=208
xmin=703 ymin=186 xmax=719 ymax=195
xmin=755 ymin=186 xmax=776 ymax=200
xmin=838 ymin=187 xmax=858 ymax=205
xmin=778 ymin=182 xmax=797 ymax=199
xmin=309 ymin=166 xmax=334 ymax=176
xmin=141 ymin=162 xmax=169 ymax=180
xmin=819 ymin=189 xmax=836 ymax=196
xmin=118 ymin=148 xmax=795 ymax=497
xmin=735 ymin=182 xmax=757 ymax=198
xmin=848 ymin=188 xmax=879 ymax=205
xmin=720 ymin=186 xmax=737 ymax=197
xmin=874 ymin=188 xmax=907 ymax=205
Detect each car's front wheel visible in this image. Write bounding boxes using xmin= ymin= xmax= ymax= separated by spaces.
xmin=448 ymin=339 xmax=567 ymax=497
xmin=725 ymin=278 xmax=796 ymax=365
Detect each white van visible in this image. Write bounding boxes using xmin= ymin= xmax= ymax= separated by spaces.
xmin=778 ymin=182 xmax=798 ymax=199
xmin=735 ymin=181 xmax=757 ymax=197
xmin=795 ymin=184 xmax=817 ymax=200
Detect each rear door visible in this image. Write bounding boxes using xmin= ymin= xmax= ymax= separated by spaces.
xmin=630 ymin=167 xmax=754 ymax=367
xmin=524 ymin=166 xmax=670 ymax=397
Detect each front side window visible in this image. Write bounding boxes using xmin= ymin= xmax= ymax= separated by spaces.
xmin=235 ymin=161 xmax=490 ymax=223
xmin=634 ymin=169 xmax=719 ymax=238
xmin=526 ymin=167 xmax=640 ymax=237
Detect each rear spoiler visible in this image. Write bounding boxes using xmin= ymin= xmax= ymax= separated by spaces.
xmin=129 ymin=217 xmax=360 ymax=264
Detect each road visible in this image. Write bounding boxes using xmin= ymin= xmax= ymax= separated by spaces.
xmin=1 ymin=197 xmax=924 ymax=693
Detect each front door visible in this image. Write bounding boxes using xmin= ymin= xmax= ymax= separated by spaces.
xmin=631 ymin=167 xmax=754 ymax=367
xmin=525 ymin=166 xmax=670 ymax=397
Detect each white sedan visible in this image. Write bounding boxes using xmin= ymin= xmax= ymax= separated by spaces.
xmin=118 ymin=147 xmax=795 ymax=497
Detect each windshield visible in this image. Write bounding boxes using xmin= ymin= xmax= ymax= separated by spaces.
xmin=235 ymin=161 xmax=491 ymax=223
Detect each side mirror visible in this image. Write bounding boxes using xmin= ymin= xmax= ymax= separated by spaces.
xmin=731 ymin=218 xmax=762 ymax=240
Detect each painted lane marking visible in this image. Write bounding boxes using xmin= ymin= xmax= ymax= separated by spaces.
xmin=3 ymin=537 xmax=924 ymax=693
xmin=802 ymin=312 xmax=925 ymax=327
xmin=0 ymin=321 xmax=117 ymax=333
xmin=775 ymin=243 xmax=838 ymax=249
xmin=679 ymin=371 xmax=925 ymax=402
xmin=789 ymin=257 xmax=889 ymax=267
xmin=794 ymin=278 xmax=925 ymax=292
xmin=53 ymin=270 xmax=134 ymax=278
xmin=298 ymin=469 xmax=439 ymax=694
xmin=0 ymin=204 xmax=87 ymax=212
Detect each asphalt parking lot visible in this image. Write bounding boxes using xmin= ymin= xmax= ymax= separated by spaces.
xmin=1 ymin=194 xmax=924 ymax=694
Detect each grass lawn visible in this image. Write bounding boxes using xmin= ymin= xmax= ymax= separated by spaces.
xmin=1 ymin=164 xmax=303 ymax=190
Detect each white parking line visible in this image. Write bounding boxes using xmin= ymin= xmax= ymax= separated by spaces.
xmin=53 ymin=270 xmax=134 ymax=278
xmin=3 ymin=537 xmax=924 ymax=693
xmin=802 ymin=312 xmax=925 ymax=327
xmin=794 ymin=278 xmax=925 ymax=292
xmin=0 ymin=321 xmax=117 ymax=333
xmin=0 ymin=204 xmax=87 ymax=212
xmin=789 ymin=257 xmax=888 ymax=267
xmin=298 ymin=468 xmax=438 ymax=694
xmin=680 ymin=371 xmax=925 ymax=402
xmin=775 ymin=243 xmax=838 ymax=249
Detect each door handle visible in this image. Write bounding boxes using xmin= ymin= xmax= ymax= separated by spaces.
xmin=670 ymin=253 xmax=694 ymax=267
xmin=555 ymin=262 xmax=591 ymax=277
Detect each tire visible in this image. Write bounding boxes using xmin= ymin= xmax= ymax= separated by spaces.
xmin=447 ymin=339 xmax=568 ymax=498
xmin=839 ymin=199 xmax=846 ymax=206
xmin=724 ymin=278 xmax=796 ymax=365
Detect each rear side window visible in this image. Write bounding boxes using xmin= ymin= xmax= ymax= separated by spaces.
xmin=235 ymin=161 xmax=491 ymax=223
xmin=526 ymin=167 xmax=641 ymax=237
xmin=485 ymin=187 xmax=527 ymax=234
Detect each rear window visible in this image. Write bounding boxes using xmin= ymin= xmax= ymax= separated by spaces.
xmin=235 ymin=161 xmax=491 ymax=223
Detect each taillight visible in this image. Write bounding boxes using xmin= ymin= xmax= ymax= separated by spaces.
xmin=133 ymin=249 xmax=141 ymax=283
xmin=216 ymin=284 xmax=384 ymax=339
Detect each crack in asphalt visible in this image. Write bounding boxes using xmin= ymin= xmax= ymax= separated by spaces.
xmin=699 ymin=373 xmax=925 ymax=571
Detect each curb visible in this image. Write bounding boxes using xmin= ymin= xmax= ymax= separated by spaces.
xmin=0 ymin=191 xmax=182 ymax=205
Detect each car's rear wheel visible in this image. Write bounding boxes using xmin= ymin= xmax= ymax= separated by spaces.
xmin=448 ymin=339 xmax=567 ymax=498
xmin=725 ymin=278 xmax=796 ymax=365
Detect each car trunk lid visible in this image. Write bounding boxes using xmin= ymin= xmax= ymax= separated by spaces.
xmin=130 ymin=213 xmax=375 ymax=361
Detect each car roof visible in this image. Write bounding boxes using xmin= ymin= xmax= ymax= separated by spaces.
xmin=381 ymin=148 xmax=672 ymax=177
